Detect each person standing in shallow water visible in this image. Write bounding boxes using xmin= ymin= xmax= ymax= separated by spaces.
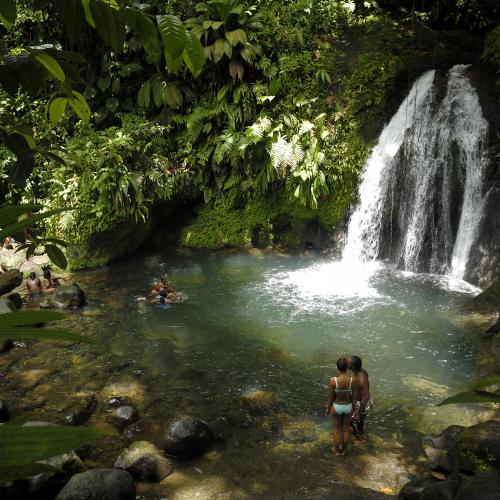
xmin=348 ymin=355 xmax=371 ymax=444
xmin=326 ymin=357 xmax=357 ymax=455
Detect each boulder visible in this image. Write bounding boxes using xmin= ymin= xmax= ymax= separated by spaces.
xmin=6 ymin=293 xmax=22 ymax=309
xmin=398 ymin=476 xmax=440 ymax=500
xmin=0 ymin=399 xmax=9 ymax=422
xmin=416 ymin=479 xmax=461 ymax=499
xmin=240 ymin=389 xmax=279 ymax=414
xmin=457 ymin=420 xmax=500 ymax=473
xmin=40 ymin=284 xmax=86 ymax=309
xmin=114 ymin=441 xmax=172 ymax=481
xmin=0 ymin=297 xmax=16 ymax=314
xmin=422 ymin=425 xmax=465 ymax=476
xmin=55 ymin=468 xmax=135 ymax=500
xmin=455 ymin=472 xmax=500 ymax=500
xmin=28 ymin=451 xmax=86 ymax=499
xmin=0 ymin=269 xmax=22 ymax=295
xmin=64 ymin=394 xmax=97 ymax=426
xmin=161 ymin=416 xmax=213 ymax=457
xmin=109 ymin=405 xmax=138 ymax=430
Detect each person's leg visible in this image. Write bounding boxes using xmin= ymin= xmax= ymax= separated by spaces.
xmin=332 ymin=412 xmax=342 ymax=453
xmin=340 ymin=410 xmax=353 ymax=453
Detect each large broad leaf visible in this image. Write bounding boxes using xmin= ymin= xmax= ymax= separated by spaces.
xmin=0 ymin=311 xmax=64 ymax=327
xmin=81 ymin=0 xmax=95 ymax=27
xmin=138 ymin=81 xmax=151 ymax=108
xmin=125 ymin=8 xmax=160 ymax=64
xmin=225 ymin=29 xmax=247 ymax=47
xmin=0 ymin=208 xmax=66 ymax=241
xmin=4 ymin=133 xmax=35 ymax=187
xmin=0 ymin=0 xmax=16 ymax=30
xmin=163 ymin=84 xmax=183 ymax=109
xmin=164 ymin=50 xmax=183 ymax=74
xmin=69 ymin=91 xmax=91 ymax=124
xmin=3 ymin=54 xmax=45 ymax=95
xmin=0 ymin=425 xmax=108 ymax=466
xmin=49 ymin=97 xmax=68 ymax=125
xmin=90 ymin=1 xmax=126 ymax=53
xmin=31 ymin=53 xmax=66 ymax=82
xmin=183 ymin=31 xmax=205 ymax=78
xmin=45 ymin=244 xmax=68 ymax=269
xmin=157 ymin=15 xmax=187 ymax=61
xmin=0 ymin=204 xmax=41 ymax=227
xmin=437 ymin=391 xmax=500 ymax=406
xmin=474 ymin=377 xmax=500 ymax=390
xmin=0 ymin=328 xmax=92 ymax=343
xmin=54 ymin=0 xmax=86 ymax=47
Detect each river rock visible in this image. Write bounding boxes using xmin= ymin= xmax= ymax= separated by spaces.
xmin=455 ymin=472 xmax=500 ymax=500
xmin=0 ymin=297 xmax=17 ymax=313
xmin=422 ymin=425 xmax=465 ymax=476
xmin=64 ymin=394 xmax=97 ymax=426
xmin=240 ymin=389 xmax=279 ymax=414
xmin=114 ymin=441 xmax=172 ymax=481
xmin=398 ymin=476 xmax=440 ymax=500
xmin=55 ymin=468 xmax=135 ymax=500
xmin=40 ymin=284 xmax=86 ymax=309
xmin=0 ymin=269 xmax=22 ymax=295
xmin=0 ymin=399 xmax=9 ymax=422
xmin=161 ymin=416 xmax=213 ymax=457
xmin=28 ymin=451 xmax=86 ymax=499
xmin=457 ymin=420 xmax=500 ymax=473
xmin=109 ymin=405 xmax=138 ymax=430
xmin=6 ymin=292 xmax=22 ymax=309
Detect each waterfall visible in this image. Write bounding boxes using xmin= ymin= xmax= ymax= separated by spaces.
xmin=342 ymin=65 xmax=489 ymax=280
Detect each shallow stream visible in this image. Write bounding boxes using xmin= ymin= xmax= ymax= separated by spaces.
xmin=5 ymin=248 xmax=497 ymax=498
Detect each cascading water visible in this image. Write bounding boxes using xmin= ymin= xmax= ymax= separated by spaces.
xmin=342 ymin=65 xmax=489 ymax=280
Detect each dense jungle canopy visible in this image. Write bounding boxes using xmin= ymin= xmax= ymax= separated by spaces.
xmin=0 ymin=0 xmax=499 ymax=266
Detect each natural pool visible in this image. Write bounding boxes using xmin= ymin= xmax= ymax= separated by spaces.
xmin=6 ymin=248 xmax=497 ymax=498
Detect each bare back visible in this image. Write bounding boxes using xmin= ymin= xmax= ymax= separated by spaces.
xmin=352 ymin=368 xmax=370 ymax=405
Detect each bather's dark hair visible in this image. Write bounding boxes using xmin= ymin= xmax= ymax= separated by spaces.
xmin=337 ymin=357 xmax=348 ymax=372
xmin=350 ymin=355 xmax=362 ymax=371
xmin=29 ymin=272 xmax=36 ymax=280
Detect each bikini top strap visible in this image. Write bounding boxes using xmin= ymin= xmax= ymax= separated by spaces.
xmin=348 ymin=377 xmax=352 ymax=392
xmin=334 ymin=376 xmax=337 ymax=389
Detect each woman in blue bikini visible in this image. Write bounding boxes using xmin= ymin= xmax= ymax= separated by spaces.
xmin=326 ymin=357 xmax=357 ymax=455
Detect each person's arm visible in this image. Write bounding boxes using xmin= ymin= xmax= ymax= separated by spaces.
xmin=326 ymin=379 xmax=335 ymax=415
xmin=54 ymin=275 xmax=68 ymax=282
xmin=358 ymin=373 xmax=370 ymax=412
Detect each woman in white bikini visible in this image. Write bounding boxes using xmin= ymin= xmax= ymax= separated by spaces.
xmin=326 ymin=357 xmax=357 ymax=455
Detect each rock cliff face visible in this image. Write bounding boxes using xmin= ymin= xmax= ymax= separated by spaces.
xmin=462 ymin=64 xmax=500 ymax=289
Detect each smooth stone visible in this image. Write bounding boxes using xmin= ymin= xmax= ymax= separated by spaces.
xmin=457 ymin=420 xmax=500 ymax=473
xmin=398 ymin=476 xmax=440 ymax=500
xmin=416 ymin=479 xmax=462 ymax=499
xmin=41 ymin=284 xmax=86 ymax=309
xmin=0 ymin=297 xmax=17 ymax=314
xmin=0 ymin=269 xmax=22 ymax=295
xmin=422 ymin=425 xmax=465 ymax=476
xmin=55 ymin=468 xmax=135 ymax=500
xmin=161 ymin=416 xmax=213 ymax=457
xmin=240 ymin=389 xmax=278 ymax=414
xmin=114 ymin=441 xmax=172 ymax=481
xmin=109 ymin=405 xmax=138 ymax=430
xmin=6 ymin=292 xmax=22 ymax=309
xmin=455 ymin=472 xmax=500 ymax=500
xmin=64 ymin=394 xmax=97 ymax=426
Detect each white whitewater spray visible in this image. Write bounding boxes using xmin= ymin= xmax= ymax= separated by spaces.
xmin=342 ymin=65 xmax=489 ymax=280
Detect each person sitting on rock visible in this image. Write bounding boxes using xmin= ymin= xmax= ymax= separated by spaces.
xmin=26 ymin=272 xmax=43 ymax=297
xmin=42 ymin=266 xmax=68 ymax=294
xmin=348 ymin=355 xmax=371 ymax=445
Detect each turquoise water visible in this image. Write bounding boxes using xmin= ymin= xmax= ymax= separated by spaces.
xmin=56 ymin=249 xmax=487 ymax=496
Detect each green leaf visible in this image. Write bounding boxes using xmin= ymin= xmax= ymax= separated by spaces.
xmin=0 ymin=311 xmax=64 ymax=327
xmin=41 ymin=237 xmax=68 ymax=248
xmin=45 ymin=244 xmax=68 ymax=269
xmin=152 ymin=81 xmax=163 ymax=107
xmin=69 ymin=91 xmax=91 ymax=124
xmin=213 ymin=38 xmax=226 ymax=62
xmin=118 ymin=63 xmax=143 ymax=76
xmin=0 ymin=205 xmax=41 ymax=227
xmin=0 ymin=425 xmax=108 ymax=466
xmin=0 ymin=462 xmax=63 ymax=485
xmin=31 ymin=53 xmax=65 ymax=82
xmin=183 ymin=31 xmax=205 ymax=78
xmin=157 ymin=15 xmax=187 ymax=61
xmin=474 ymin=377 xmax=500 ymax=390
xmin=164 ymin=51 xmax=183 ymax=74
xmin=162 ymin=84 xmax=183 ymax=109
xmin=437 ymin=391 xmax=500 ymax=406
xmin=4 ymin=133 xmax=35 ymax=187
xmin=138 ymin=81 xmax=151 ymax=108
xmin=0 ymin=208 xmax=66 ymax=242
xmin=125 ymin=8 xmax=160 ymax=64
xmin=54 ymin=0 xmax=86 ymax=47
xmin=49 ymin=98 xmax=67 ymax=125
xmin=81 ymin=0 xmax=96 ymax=27
xmin=0 ymin=328 xmax=92 ymax=343
xmin=225 ymin=29 xmax=247 ymax=47
xmin=90 ymin=1 xmax=126 ymax=53
xmin=0 ymin=0 xmax=16 ymax=30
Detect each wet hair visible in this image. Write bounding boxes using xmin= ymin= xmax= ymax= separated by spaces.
xmin=167 ymin=287 xmax=174 ymax=293
xmin=42 ymin=268 xmax=52 ymax=278
xmin=337 ymin=357 xmax=349 ymax=372
xmin=159 ymin=289 xmax=167 ymax=298
xmin=29 ymin=272 xmax=36 ymax=280
xmin=350 ymin=355 xmax=362 ymax=371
